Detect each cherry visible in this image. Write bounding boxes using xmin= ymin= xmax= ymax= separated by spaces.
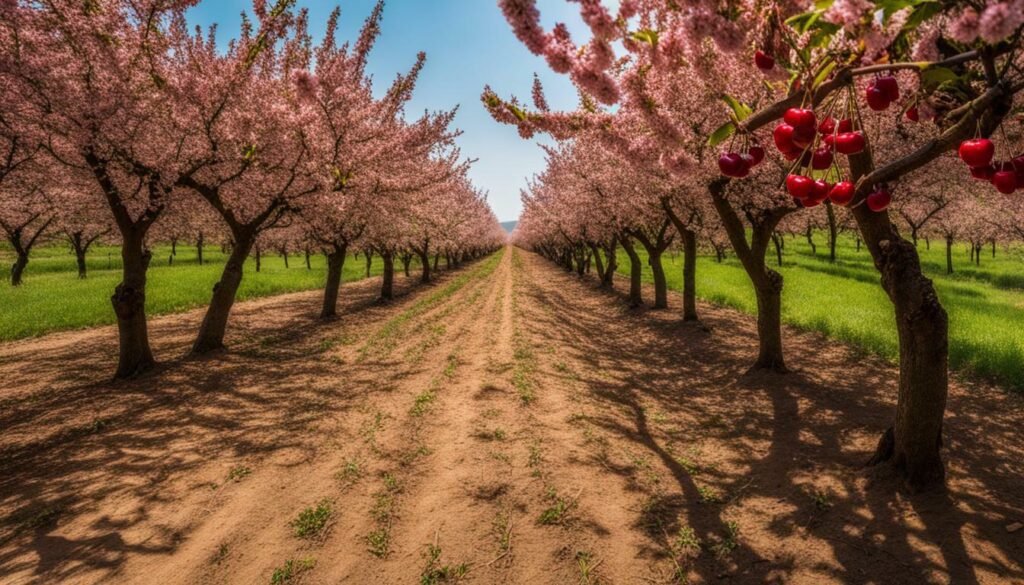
xmin=866 ymin=187 xmax=892 ymax=212
xmin=866 ymin=85 xmax=890 ymax=111
xmin=969 ymin=165 xmax=996 ymax=181
xmin=803 ymin=195 xmax=824 ymax=208
xmin=835 ymin=132 xmax=865 ymax=155
xmin=875 ymin=75 xmax=900 ymax=101
xmin=837 ymin=119 xmax=853 ymax=133
xmin=810 ymin=179 xmax=832 ymax=201
xmin=791 ymin=124 xmax=816 ymax=148
xmin=992 ymin=171 xmax=1017 ymax=194
xmin=811 ymin=146 xmax=834 ymax=170
xmin=905 ymin=107 xmax=919 ymax=122
xmin=784 ymin=108 xmax=816 ymax=129
xmin=958 ymin=138 xmax=995 ymax=167
xmin=718 ymin=152 xmax=745 ymax=177
xmin=747 ymin=146 xmax=766 ymax=165
xmin=773 ymin=124 xmax=796 ymax=151
xmin=755 ymin=50 xmax=775 ymax=71
xmin=828 ymin=181 xmax=855 ymax=206
xmin=786 ymin=174 xmax=814 ymax=199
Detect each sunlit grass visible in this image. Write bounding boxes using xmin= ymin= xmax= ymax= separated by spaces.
xmin=0 ymin=243 xmax=394 ymax=341
xmin=618 ymin=233 xmax=1024 ymax=391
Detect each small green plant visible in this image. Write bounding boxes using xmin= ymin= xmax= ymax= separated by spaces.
xmin=227 ymin=465 xmax=252 ymax=482
xmin=697 ymin=484 xmax=721 ymax=504
xmin=290 ymin=499 xmax=332 ymax=539
xmin=807 ymin=488 xmax=832 ymax=511
xmin=212 ymin=543 xmax=229 ymax=565
xmin=575 ymin=550 xmax=601 ymax=584
xmin=672 ymin=526 xmax=701 ymax=555
xmin=336 ymin=460 xmax=362 ymax=483
xmin=538 ymin=488 xmax=574 ymax=525
xmin=420 ymin=542 xmax=469 ymax=584
xmin=270 ymin=558 xmax=315 ymax=585
xmin=493 ymin=510 xmax=513 ymax=553
xmin=411 ymin=388 xmax=437 ymax=416
xmin=709 ymin=521 xmax=740 ymax=560
xmin=366 ymin=528 xmax=390 ymax=558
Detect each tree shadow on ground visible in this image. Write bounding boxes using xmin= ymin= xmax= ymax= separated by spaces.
xmin=518 ymin=252 xmax=1023 ymax=584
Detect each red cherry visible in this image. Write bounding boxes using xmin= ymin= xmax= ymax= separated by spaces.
xmin=958 ymin=138 xmax=995 ymax=167
xmin=866 ymin=85 xmax=891 ymax=111
xmin=786 ymin=174 xmax=814 ymax=199
xmin=718 ymin=152 xmax=744 ymax=177
xmin=818 ymin=117 xmax=836 ymax=135
xmin=773 ymin=124 xmax=796 ymax=151
xmin=828 ymin=181 xmax=855 ymax=206
xmin=811 ymin=146 xmax=834 ymax=170
xmin=835 ymin=132 xmax=865 ymax=155
xmin=810 ymin=179 xmax=831 ymax=201
xmin=755 ymin=50 xmax=775 ymax=71
xmin=875 ymin=75 xmax=900 ymax=102
xmin=866 ymin=188 xmax=892 ymax=212
xmin=784 ymin=108 xmax=817 ymax=129
xmin=837 ymin=119 xmax=854 ymax=133
xmin=905 ymin=107 xmax=919 ymax=122
xmin=791 ymin=124 xmax=816 ymax=148
xmin=803 ymin=195 xmax=824 ymax=208
xmin=823 ymin=134 xmax=836 ymax=149
xmin=970 ymin=165 xmax=996 ymax=180
xmin=992 ymin=171 xmax=1017 ymax=194
xmin=747 ymin=146 xmax=766 ymax=165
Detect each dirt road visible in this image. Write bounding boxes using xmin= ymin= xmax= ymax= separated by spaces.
xmin=1 ymin=248 xmax=1021 ymax=584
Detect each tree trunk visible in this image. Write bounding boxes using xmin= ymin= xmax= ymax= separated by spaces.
xmin=826 ymin=202 xmax=838 ymax=263
xmin=171 ymin=237 xmax=177 ymax=256
xmin=321 ymin=245 xmax=347 ymax=319
xmin=192 ymin=233 xmax=255 ymax=354
xmin=619 ymin=235 xmax=643 ymax=308
xmin=682 ymin=229 xmax=698 ymax=322
xmin=305 ymin=247 xmax=312 ymax=270
xmin=856 ymin=237 xmax=862 ymax=252
xmin=197 ymin=234 xmax=204 ymax=266
xmin=946 ymin=237 xmax=954 ymax=274
xmin=752 ymin=270 xmax=786 ymax=370
xmin=111 ymin=235 xmax=155 ymax=378
xmin=365 ymin=251 xmax=373 ymax=278
xmin=75 ymin=248 xmax=88 ymax=279
xmin=433 ymin=253 xmax=440 ymax=271
xmin=806 ymin=226 xmax=817 ymax=256
xmin=282 ymin=250 xmax=289 ymax=269
xmin=850 ymin=167 xmax=949 ymax=492
xmin=10 ymin=252 xmax=28 ymax=286
xmin=991 ymin=240 xmax=996 ymax=259
xmin=380 ymin=250 xmax=395 ymax=301
xmin=648 ymin=249 xmax=668 ymax=309
xmin=255 ymin=246 xmax=262 ymax=273
xmin=401 ymin=253 xmax=412 ymax=277
xmin=419 ymin=250 xmax=432 ymax=283
xmin=925 ymin=237 xmax=930 ymax=250
xmin=975 ymin=244 xmax=982 ymax=266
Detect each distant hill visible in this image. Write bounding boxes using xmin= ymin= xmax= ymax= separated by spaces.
xmin=500 ymin=220 xmax=518 ymax=234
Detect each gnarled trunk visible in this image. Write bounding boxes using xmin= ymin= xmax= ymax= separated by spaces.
xmin=10 ymin=253 xmax=28 ymax=286
xmin=619 ymin=235 xmax=643 ymax=308
xmin=945 ymin=236 xmax=954 ymax=275
xmin=418 ymin=249 xmax=432 ymax=283
xmin=192 ymin=232 xmax=255 ymax=354
xmin=380 ymin=250 xmax=395 ymax=301
xmin=112 ymin=234 xmax=155 ymax=378
xmin=321 ymin=244 xmax=347 ymax=319
xmin=197 ymin=233 xmax=204 ymax=266
xmin=365 ymin=250 xmax=373 ymax=278
xmin=682 ymin=229 xmax=698 ymax=322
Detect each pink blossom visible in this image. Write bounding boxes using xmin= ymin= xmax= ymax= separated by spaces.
xmin=498 ymin=0 xmax=547 ymax=55
xmin=979 ymin=1 xmax=1024 ymax=43
xmin=949 ymin=8 xmax=981 ymax=43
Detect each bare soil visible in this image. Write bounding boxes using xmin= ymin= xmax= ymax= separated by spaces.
xmin=0 ymin=248 xmax=1022 ymax=585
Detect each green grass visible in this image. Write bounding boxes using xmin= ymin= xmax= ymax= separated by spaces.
xmin=617 ymin=234 xmax=1024 ymax=391
xmin=0 ymin=243 xmax=399 ymax=341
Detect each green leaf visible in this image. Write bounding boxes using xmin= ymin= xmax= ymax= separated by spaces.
xmin=630 ymin=29 xmax=659 ymax=46
xmin=707 ymin=121 xmax=736 ymax=147
xmin=904 ymin=1 xmax=941 ymax=31
xmin=785 ymin=11 xmax=820 ymax=33
xmin=721 ymin=95 xmax=753 ymax=122
xmin=812 ymin=60 xmax=837 ymax=89
xmin=919 ymin=66 xmax=958 ymax=91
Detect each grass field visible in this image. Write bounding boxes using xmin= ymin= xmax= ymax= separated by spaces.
xmin=0 ymin=243 xmax=397 ymax=341
xmin=618 ymin=233 xmax=1024 ymax=391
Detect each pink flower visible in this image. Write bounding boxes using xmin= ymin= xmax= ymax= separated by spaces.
xmin=544 ymin=24 xmax=576 ymax=74
xmin=949 ymin=8 xmax=981 ymax=43
xmin=499 ymin=0 xmax=547 ymax=55
xmin=979 ymin=1 xmax=1024 ymax=43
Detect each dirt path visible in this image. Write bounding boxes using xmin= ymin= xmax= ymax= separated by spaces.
xmin=1 ymin=248 xmax=1022 ymax=584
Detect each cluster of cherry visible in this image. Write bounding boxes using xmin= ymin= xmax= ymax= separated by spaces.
xmin=958 ymin=138 xmax=1024 ymax=195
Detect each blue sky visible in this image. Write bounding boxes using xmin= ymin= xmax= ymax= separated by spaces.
xmin=186 ymin=0 xmax=596 ymax=223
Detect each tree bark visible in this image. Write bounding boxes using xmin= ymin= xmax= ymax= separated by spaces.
xmin=619 ymin=235 xmax=643 ymax=308
xmin=10 ymin=252 xmax=28 ymax=286
xmin=380 ymin=250 xmax=395 ymax=301
xmin=305 ymin=247 xmax=312 ymax=270
xmin=433 ymin=253 xmax=440 ymax=271
xmin=365 ymin=250 xmax=373 ymax=278
xmin=75 ymin=248 xmax=88 ymax=279
xmin=601 ymin=240 xmax=617 ymax=288
xmin=197 ymin=233 xmax=204 ymax=266
xmin=945 ymin=237 xmax=954 ymax=275
xmin=112 ymin=234 xmax=155 ymax=378
xmin=192 ymin=233 xmax=255 ymax=354
xmin=850 ymin=159 xmax=949 ymax=492
xmin=588 ymin=242 xmax=606 ymax=283
xmin=826 ymin=201 xmax=838 ymax=263
xmin=772 ymin=233 xmax=784 ymax=267
xmin=682 ymin=229 xmax=698 ymax=322
xmin=401 ymin=253 xmax=412 ymax=277
xmin=321 ymin=245 xmax=347 ymax=319
xmin=255 ymin=246 xmax=262 ymax=273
